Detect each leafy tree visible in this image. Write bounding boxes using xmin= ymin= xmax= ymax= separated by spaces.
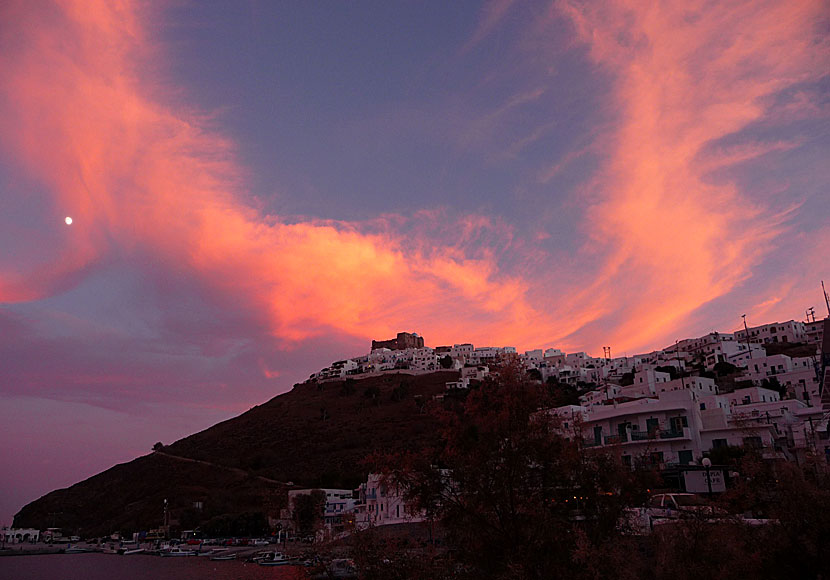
xmin=439 ymin=355 xmax=454 ymax=369
xmin=378 ymin=357 xmax=650 ymax=579
xmin=546 ymin=376 xmax=580 ymax=406
xmin=340 ymin=379 xmax=356 ymax=396
xmin=655 ymin=365 xmax=680 ymax=380
xmin=292 ymin=489 xmax=327 ymax=536
xmin=712 ymin=361 xmax=739 ymax=377
xmin=760 ymin=377 xmax=786 ymax=399
xmin=363 ymin=385 xmax=381 ymax=406
xmin=152 ymin=442 xmax=164 ymax=452
xmin=391 ymin=381 xmax=410 ymax=402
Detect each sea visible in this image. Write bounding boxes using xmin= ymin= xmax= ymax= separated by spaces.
xmin=0 ymin=553 xmax=310 ymax=580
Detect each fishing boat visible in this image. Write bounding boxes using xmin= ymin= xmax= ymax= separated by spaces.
xmin=257 ymin=551 xmax=291 ymax=566
xmin=160 ymin=547 xmax=197 ymax=557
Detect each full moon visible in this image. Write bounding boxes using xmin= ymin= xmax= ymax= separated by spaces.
xmin=65 ymin=216 xmax=73 ymax=225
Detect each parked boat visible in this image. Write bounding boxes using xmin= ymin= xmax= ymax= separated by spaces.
xmin=160 ymin=547 xmax=197 ymax=557
xmin=122 ymin=548 xmax=145 ymax=555
xmin=65 ymin=545 xmax=93 ymax=554
xmin=209 ymin=553 xmax=237 ymax=561
xmin=257 ymin=551 xmax=291 ymax=566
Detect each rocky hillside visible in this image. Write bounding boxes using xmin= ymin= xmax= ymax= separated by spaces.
xmin=14 ymin=371 xmax=457 ymax=537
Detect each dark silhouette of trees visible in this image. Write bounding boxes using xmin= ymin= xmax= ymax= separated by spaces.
xmin=293 ymin=489 xmax=327 ymax=537
xmin=375 ymin=357 xmax=651 ymax=579
xmin=439 ymin=355 xmax=454 ymax=369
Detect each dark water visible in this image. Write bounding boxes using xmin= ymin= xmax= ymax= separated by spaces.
xmin=0 ymin=553 xmax=310 ymax=580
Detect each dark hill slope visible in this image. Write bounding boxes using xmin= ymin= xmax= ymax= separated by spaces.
xmin=13 ymin=451 xmax=282 ymax=538
xmin=165 ymin=371 xmax=457 ymax=487
xmin=14 ymin=372 xmax=457 ymax=535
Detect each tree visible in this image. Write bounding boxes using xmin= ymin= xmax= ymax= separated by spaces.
xmin=378 ymin=356 xmax=649 ymax=579
xmin=760 ymin=377 xmax=786 ymax=399
xmin=363 ymin=385 xmax=381 ymax=406
xmin=152 ymin=442 xmax=164 ymax=452
xmin=439 ymin=355 xmax=454 ymax=369
xmin=292 ymin=489 xmax=327 ymax=537
xmin=390 ymin=381 xmax=410 ymax=402
xmin=655 ymin=365 xmax=680 ymax=380
xmin=712 ymin=361 xmax=739 ymax=377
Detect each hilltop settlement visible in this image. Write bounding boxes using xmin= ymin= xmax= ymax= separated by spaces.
xmin=5 ymin=314 xmax=830 ymax=578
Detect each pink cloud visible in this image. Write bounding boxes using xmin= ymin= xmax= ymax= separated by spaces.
xmin=0 ymin=0 xmax=559 ymax=353
xmin=554 ymin=0 xmax=830 ymax=351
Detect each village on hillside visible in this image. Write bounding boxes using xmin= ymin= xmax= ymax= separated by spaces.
xmin=292 ymin=314 xmax=830 ymax=536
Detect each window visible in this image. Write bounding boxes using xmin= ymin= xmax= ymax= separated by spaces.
xmin=713 ymin=438 xmax=728 ymax=448
xmin=700 ymin=403 xmax=706 ymax=410
xmin=678 ymin=450 xmax=693 ymax=465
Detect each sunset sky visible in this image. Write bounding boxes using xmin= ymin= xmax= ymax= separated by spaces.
xmin=1 ymin=0 xmax=828 ymax=524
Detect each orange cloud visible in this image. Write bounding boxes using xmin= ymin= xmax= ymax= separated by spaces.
xmin=555 ymin=0 xmax=829 ymax=351
xmin=1 ymin=0 xmax=826 ymax=361
xmin=0 ymin=0 xmax=553 ymax=350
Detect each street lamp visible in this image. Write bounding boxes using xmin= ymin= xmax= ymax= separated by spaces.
xmin=701 ymin=457 xmax=713 ymax=497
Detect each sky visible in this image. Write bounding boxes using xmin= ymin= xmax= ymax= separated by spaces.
xmin=0 ymin=0 xmax=828 ymax=525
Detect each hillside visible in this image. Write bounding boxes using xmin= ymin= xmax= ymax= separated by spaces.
xmin=14 ymin=371 xmax=457 ymax=536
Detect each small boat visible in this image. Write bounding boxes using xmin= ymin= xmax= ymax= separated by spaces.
xmin=65 ymin=545 xmax=93 ymax=554
xmin=160 ymin=547 xmax=197 ymax=557
xmin=209 ymin=553 xmax=237 ymax=561
xmin=122 ymin=548 xmax=145 ymax=555
xmin=198 ymin=547 xmax=228 ymax=557
xmin=257 ymin=551 xmax=291 ymax=566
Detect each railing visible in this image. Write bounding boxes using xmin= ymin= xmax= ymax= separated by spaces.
xmin=630 ymin=431 xmax=651 ymax=441
xmin=660 ymin=429 xmax=683 ymax=439
xmin=604 ymin=434 xmax=627 ymax=445
xmin=582 ymin=439 xmax=601 ymax=448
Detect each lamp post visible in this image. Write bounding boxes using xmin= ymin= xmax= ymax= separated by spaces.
xmin=701 ymin=457 xmax=713 ymax=497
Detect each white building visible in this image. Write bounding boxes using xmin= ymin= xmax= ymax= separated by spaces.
xmin=355 ymin=473 xmax=425 ymax=528
xmin=0 ymin=527 xmax=40 ymax=543
xmin=734 ymin=320 xmax=807 ymax=345
xmin=550 ymin=383 xmax=784 ymax=469
xmin=286 ymin=488 xmax=356 ymax=533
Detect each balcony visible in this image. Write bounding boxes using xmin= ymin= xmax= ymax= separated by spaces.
xmin=660 ymin=429 xmax=683 ymax=439
xmin=604 ymin=434 xmax=627 ymax=445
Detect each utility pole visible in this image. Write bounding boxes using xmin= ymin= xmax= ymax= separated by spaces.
xmin=741 ymin=314 xmax=752 ymax=356
xmin=822 ymin=280 xmax=830 ymax=318
xmin=675 ymin=341 xmax=685 ymax=389
xmin=807 ymin=307 xmax=816 ymax=323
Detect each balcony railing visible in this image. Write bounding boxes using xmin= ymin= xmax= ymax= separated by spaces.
xmin=660 ymin=429 xmax=683 ymax=439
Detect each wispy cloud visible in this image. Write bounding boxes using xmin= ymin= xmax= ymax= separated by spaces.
xmin=0 ymin=0 xmax=555 ymax=357
xmin=554 ymin=0 xmax=830 ymax=350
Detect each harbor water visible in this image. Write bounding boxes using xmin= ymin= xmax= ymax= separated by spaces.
xmin=0 ymin=552 xmax=310 ymax=580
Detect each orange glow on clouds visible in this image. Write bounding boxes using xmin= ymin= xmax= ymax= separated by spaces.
xmin=0 ymin=0 xmax=827 ymax=356
xmin=0 ymin=0 xmax=547 ymax=349
xmin=556 ymin=0 xmax=829 ymax=349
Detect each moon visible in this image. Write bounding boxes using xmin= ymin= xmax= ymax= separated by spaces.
xmin=65 ymin=216 xmax=73 ymax=225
